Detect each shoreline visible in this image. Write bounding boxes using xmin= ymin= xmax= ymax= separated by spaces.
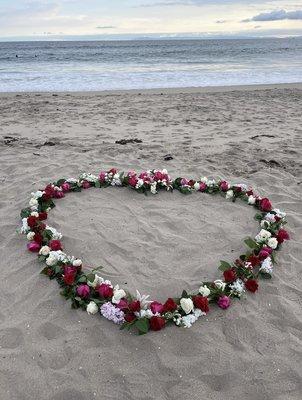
xmin=1 ymin=82 xmax=302 ymax=96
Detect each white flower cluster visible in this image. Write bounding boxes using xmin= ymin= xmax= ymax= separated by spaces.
xmin=174 ymin=308 xmax=205 ymax=328
xmin=45 ymin=226 xmax=62 ymax=240
xmin=229 ymin=279 xmax=245 ymax=297
xmin=259 ymin=257 xmax=273 ymax=274
xmin=110 ymin=173 xmax=122 ymax=187
xmin=79 ymin=173 xmax=98 ymax=183
xmin=255 ymin=229 xmax=278 ymax=249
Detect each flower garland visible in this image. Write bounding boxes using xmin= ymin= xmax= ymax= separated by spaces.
xmin=19 ymin=169 xmax=290 ymax=335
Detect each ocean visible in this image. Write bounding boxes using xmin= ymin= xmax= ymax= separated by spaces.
xmin=0 ymin=38 xmax=301 ymax=92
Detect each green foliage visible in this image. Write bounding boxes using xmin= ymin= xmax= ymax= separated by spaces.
xmin=218 ymin=260 xmax=232 ymax=272
xmin=244 ymin=237 xmax=259 ymax=249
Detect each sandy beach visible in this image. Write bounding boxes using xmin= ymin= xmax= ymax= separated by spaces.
xmin=0 ymin=84 xmax=302 ymax=400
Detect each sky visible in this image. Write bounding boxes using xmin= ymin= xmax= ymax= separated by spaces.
xmin=0 ymin=0 xmax=302 ymax=40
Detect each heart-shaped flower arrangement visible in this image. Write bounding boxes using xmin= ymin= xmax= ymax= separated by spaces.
xmin=19 ymin=169 xmax=290 ymax=334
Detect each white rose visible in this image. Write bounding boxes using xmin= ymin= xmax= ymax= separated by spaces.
xmin=29 ymin=198 xmax=38 ymax=207
xmin=248 ymin=195 xmax=256 ymax=205
xmin=31 ymin=211 xmax=39 ymax=217
xmin=255 ymin=229 xmax=271 ymax=242
xmin=46 ymin=255 xmax=56 ymax=266
xmin=199 ymin=285 xmax=211 ymax=297
xmin=226 ymin=190 xmax=234 ymax=199
xmin=87 ymin=301 xmax=99 ymax=315
xmin=267 ymin=237 xmax=278 ymax=249
xmin=39 ymin=246 xmax=50 ymax=256
xmin=194 ymin=182 xmax=200 ymax=191
xmin=27 ymin=232 xmax=35 ymax=241
xmin=180 ymin=298 xmax=194 ymax=314
xmin=112 ymin=285 xmax=126 ymax=304
xmin=73 ymin=259 xmax=82 ymax=267
xmin=214 ymin=280 xmax=226 ymax=291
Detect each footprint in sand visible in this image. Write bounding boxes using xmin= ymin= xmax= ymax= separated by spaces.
xmin=0 ymin=327 xmax=23 ymax=349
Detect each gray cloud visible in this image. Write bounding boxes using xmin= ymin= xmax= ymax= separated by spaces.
xmin=242 ymin=9 xmax=302 ymax=22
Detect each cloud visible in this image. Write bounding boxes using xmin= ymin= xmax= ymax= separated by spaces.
xmin=242 ymin=9 xmax=302 ymax=22
xmin=96 ymin=26 xmax=116 ymax=29
xmin=139 ymin=0 xmax=267 ymax=6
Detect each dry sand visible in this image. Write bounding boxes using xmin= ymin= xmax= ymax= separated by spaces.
xmin=0 ymin=84 xmax=302 ymax=400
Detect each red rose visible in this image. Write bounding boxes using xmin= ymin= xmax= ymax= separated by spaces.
xmin=34 ymin=233 xmax=43 ymax=245
xmin=49 ymin=240 xmax=63 ymax=251
xmin=276 ymin=229 xmax=289 ymax=244
xmin=223 ymin=269 xmax=237 ymax=282
xmin=97 ymin=283 xmax=113 ymax=298
xmin=193 ymin=295 xmax=209 ymax=313
xmin=260 ymin=198 xmax=272 ymax=212
xmin=125 ymin=313 xmax=136 ymax=323
xmin=245 ymin=279 xmax=258 ymax=293
xmin=38 ymin=212 xmax=47 ymax=221
xmin=109 ymin=168 xmax=117 ymax=175
xmin=150 ymin=316 xmax=166 ymax=331
xmin=63 ymin=271 xmax=76 ymax=285
xmin=247 ymin=255 xmax=260 ymax=267
xmin=128 ymin=300 xmax=141 ymax=312
xmin=188 ymin=179 xmax=195 ymax=187
xmin=162 ymin=298 xmax=178 ymax=313
xmin=27 ymin=216 xmax=38 ymax=228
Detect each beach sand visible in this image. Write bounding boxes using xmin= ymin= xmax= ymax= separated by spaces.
xmin=0 ymin=84 xmax=301 ymax=400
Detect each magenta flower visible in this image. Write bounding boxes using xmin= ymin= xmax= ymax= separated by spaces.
xmin=199 ymin=182 xmax=207 ymax=192
xmin=76 ymin=284 xmax=90 ymax=298
xmin=99 ymin=171 xmax=106 ymax=182
xmin=217 ymin=296 xmax=230 ymax=310
xmin=61 ymin=182 xmax=71 ymax=192
xmin=82 ymin=180 xmax=90 ymax=189
xmin=220 ymin=181 xmax=229 ymax=192
xmin=150 ymin=301 xmax=164 ymax=314
xmin=27 ymin=241 xmax=41 ymax=252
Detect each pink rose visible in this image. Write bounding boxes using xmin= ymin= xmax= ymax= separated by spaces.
xmin=154 ymin=171 xmax=163 ymax=181
xmin=260 ymin=198 xmax=272 ymax=212
xmin=217 ymin=296 xmax=230 ymax=309
xmin=76 ymin=284 xmax=90 ymax=298
xmin=180 ymin=178 xmax=189 ymax=186
xmin=99 ymin=171 xmax=106 ymax=183
xmin=61 ymin=182 xmax=71 ymax=192
xmin=258 ymin=246 xmax=272 ymax=260
xmin=150 ymin=301 xmax=164 ymax=314
xmin=199 ymin=182 xmax=207 ymax=192
xmin=138 ymin=171 xmax=148 ymax=179
xmin=54 ymin=190 xmax=65 ymax=199
xmin=27 ymin=241 xmax=41 ymax=252
xmin=82 ymin=180 xmax=90 ymax=189
xmin=97 ymin=283 xmax=113 ymax=298
xmin=220 ymin=181 xmax=229 ymax=192
xmin=128 ymin=176 xmax=138 ymax=187
xmin=116 ymin=299 xmax=129 ymax=310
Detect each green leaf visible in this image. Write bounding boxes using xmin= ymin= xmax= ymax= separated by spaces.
xmin=40 ymin=266 xmax=49 ymax=275
xmin=20 ymin=208 xmax=31 ymax=218
xmin=56 ymin=178 xmax=67 ymax=186
xmin=135 ymin=318 xmax=149 ymax=334
xmin=259 ymin=271 xmax=272 ymax=279
xmin=218 ymin=260 xmax=232 ymax=272
xmin=95 ymin=181 xmax=101 ymax=188
xmin=77 ymin=275 xmax=87 ymax=283
xmin=244 ymin=237 xmax=259 ymax=249
xmin=38 ymin=255 xmax=46 ymax=262
xmin=87 ymin=273 xmax=95 ymax=283
xmin=181 ymin=290 xmax=188 ymax=298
